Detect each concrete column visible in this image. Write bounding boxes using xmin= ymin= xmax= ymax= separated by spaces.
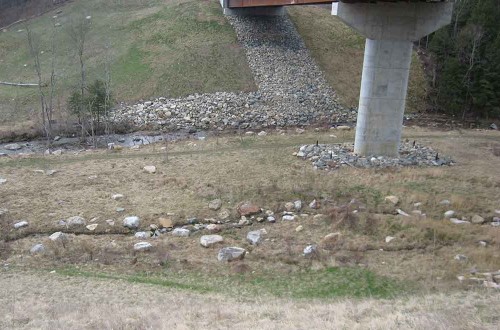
xmin=333 ymin=2 xmax=454 ymax=156
xmin=355 ymin=39 xmax=412 ymax=156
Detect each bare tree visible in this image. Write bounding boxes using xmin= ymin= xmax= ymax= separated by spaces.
xmin=25 ymin=22 xmax=56 ymax=143
xmin=67 ymin=15 xmax=92 ymax=141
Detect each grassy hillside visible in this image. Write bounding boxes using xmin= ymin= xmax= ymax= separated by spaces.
xmin=0 ymin=0 xmax=255 ymax=134
xmin=288 ymin=6 xmax=428 ymax=113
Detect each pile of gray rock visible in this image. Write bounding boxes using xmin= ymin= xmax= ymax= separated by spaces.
xmin=296 ymin=141 xmax=454 ymax=170
xmin=111 ymin=15 xmax=354 ymax=131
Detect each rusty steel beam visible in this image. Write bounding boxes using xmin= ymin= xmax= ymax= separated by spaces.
xmin=227 ymin=0 xmax=334 ymax=8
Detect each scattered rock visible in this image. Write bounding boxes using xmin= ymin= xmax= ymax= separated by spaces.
xmin=30 ymin=244 xmax=45 ymax=254
xmin=385 ymin=196 xmax=399 ymax=205
xmin=200 ymin=234 xmax=224 ymax=247
xmin=282 ymin=215 xmax=295 ymax=221
xmin=116 ymin=207 xmax=125 ymax=213
xmin=159 ymin=217 xmax=173 ymax=228
xmin=67 ymin=216 xmax=86 ymax=227
xmin=396 ymin=209 xmax=410 ymax=217
xmin=309 ymin=199 xmax=320 ymax=209
xmin=295 ymin=225 xmax=303 ymax=232
xmin=5 ymin=143 xmax=22 ymax=151
xmin=454 ymin=254 xmax=468 ymax=261
xmin=450 ymin=218 xmax=470 ymax=225
xmin=111 ymin=194 xmax=124 ymax=200
xmin=172 ymin=228 xmax=190 ymax=237
xmin=217 ymin=209 xmax=230 ymax=220
xmin=217 ymin=247 xmax=246 ymax=262
xmin=0 ymin=208 xmax=7 ymax=216
xmin=385 ymin=236 xmax=396 ymax=243
xmin=490 ymin=123 xmax=498 ymax=130
xmin=267 ymin=216 xmax=276 ymax=223
xmin=206 ymin=224 xmax=220 ymax=232
xmin=439 ymin=200 xmax=451 ymax=206
xmin=303 ymin=244 xmax=317 ymax=257
xmin=294 ymin=200 xmax=302 ymax=211
xmin=135 ymin=232 xmax=148 ymax=239
xmin=237 ymin=202 xmax=261 ymax=216
xmin=106 ymin=219 xmax=115 ymax=226
xmin=208 ymin=199 xmax=222 ymax=211
xmin=321 ymin=232 xmax=341 ymax=247
xmin=471 ymin=215 xmax=486 ymax=224
xmin=86 ymin=224 xmax=98 ymax=231
xmin=284 ymin=202 xmax=294 ymax=212
xmin=143 ymin=165 xmax=156 ymax=174
xmin=247 ymin=229 xmax=266 ymax=245
xmin=257 ymin=131 xmax=267 ymax=136
xmin=134 ymin=242 xmax=152 ymax=251
xmin=123 ymin=216 xmax=140 ymax=229
xmin=49 ymin=232 xmax=67 ymax=241
xmin=52 ymin=149 xmax=63 ymax=156
xmin=444 ymin=210 xmax=455 ymax=218
xmin=13 ymin=221 xmax=28 ymax=229
xmin=0 ymin=178 xmax=6 ymax=185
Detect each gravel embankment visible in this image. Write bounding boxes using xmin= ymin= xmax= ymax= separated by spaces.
xmin=111 ymin=14 xmax=356 ymax=131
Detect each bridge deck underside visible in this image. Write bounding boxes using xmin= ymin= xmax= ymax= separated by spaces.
xmin=227 ymin=0 xmax=446 ymax=8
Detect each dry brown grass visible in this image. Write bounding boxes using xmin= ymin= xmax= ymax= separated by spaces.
xmin=0 ymin=271 xmax=498 ymax=329
xmin=0 ymin=127 xmax=499 ymax=294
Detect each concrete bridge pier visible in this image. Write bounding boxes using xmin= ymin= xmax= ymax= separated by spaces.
xmin=333 ymin=2 xmax=453 ymax=156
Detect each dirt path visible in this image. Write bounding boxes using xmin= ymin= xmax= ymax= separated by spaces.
xmin=0 ymin=270 xmax=497 ymax=330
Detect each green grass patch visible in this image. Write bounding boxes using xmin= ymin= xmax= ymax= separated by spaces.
xmin=56 ymin=266 xmax=403 ymax=299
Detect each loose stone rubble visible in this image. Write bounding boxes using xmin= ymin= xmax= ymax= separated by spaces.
xmin=110 ymin=15 xmax=354 ymax=132
xmin=296 ymin=141 xmax=454 ymax=170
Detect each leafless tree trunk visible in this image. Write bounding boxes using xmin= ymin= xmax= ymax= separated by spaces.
xmin=67 ymin=15 xmax=91 ymax=141
xmin=26 ymin=23 xmax=54 ymax=143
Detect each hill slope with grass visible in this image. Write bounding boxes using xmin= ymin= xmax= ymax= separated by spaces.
xmin=0 ymin=0 xmax=255 ymax=135
xmin=0 ymin=1 xmax=428 ymax=139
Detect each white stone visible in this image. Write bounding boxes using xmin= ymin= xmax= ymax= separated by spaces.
xmin=295 ymin=225 xmax=303 ymax=232
xmin=450 ymin=218 xmax=470 ymax=225
xmin=67 ymin=216 xmax=86 ymax=226
xmin=143 ymin=166 xmax=156 ymax=174
xmin=123 ymin=216 xmax=140 ymax=229
xmin=135 ymin=231 xmax=148 ymax=239
xmin=86 ymin=224 xmax=98 ymax=231
xmin=385 ymin=196 xmax=399 ymax=205
xmin=172 ymin=228 xmax=190 ymax=237
xmin=303 ymin=244 xmax=317 ymax=257
xmin=134 ymin=242 xmax=152 ymax=251
xmin=385 ymin=236 xmax=396 ymax=243
xmin=282 ymin=215 xmax=295 ymax=221
xmin=111 ymin=194 xmax=124 ymax=200
xmin=396 ymin=209 xmax=410 ymax=217
xmin=217 ymin=247 xmax=246 ymax=262
xmin=13 ymin=221 xmax=28 ymax=229
xmin=294 ymin=200 xmax=302 ymax=211
xmin=200 ymin=235 xmax=224 ymax=247
xmin=0 ymin=178 xmax=6 ymax=185
xmin=208 ymin=199 xmax=222 ymax=211
xmin=257 ymin=131 xmax=267 ymax=136
xmin=439 ymin=200 xmax=451 ymax=205
xmin=444 ymin=210 xmax=455 ymax=218
xmin=49 ymin=232 xmax=67 ymax=241
xmin=247 ymin=229 xmax=265 ymax=245
xmin=30 ymin=244 xmax=45 ymax=254
xmin=106 ymin=219 xmax=115 ymax=226
xmin=309 ymin=199 xmax=320 ymax=209
xmin=5 ymin=143 xmax=22 ymax=150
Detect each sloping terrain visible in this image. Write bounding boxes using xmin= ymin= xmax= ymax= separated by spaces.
xmin=0 ymin=0 xmax=255 ymax=135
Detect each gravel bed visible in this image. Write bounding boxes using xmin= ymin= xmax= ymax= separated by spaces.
xmin=296 ymin=141 xmax=454 ymax=170
xmin=111 ymin=14 xmax=356 ymax=131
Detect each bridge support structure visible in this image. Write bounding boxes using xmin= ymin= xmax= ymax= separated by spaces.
xmin=220 ymin=0 xmax=285 ymax=16
xmin=333 ymin=2 xmax=453 ymax=156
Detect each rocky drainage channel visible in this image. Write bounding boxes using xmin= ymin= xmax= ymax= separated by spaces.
xmin=111 ymin=15 xmax=355 ymax=132
xmin=295 ymin=141 xmax=454 ymax=170
xmin=6 ymin=197 xmax=500 ymax=288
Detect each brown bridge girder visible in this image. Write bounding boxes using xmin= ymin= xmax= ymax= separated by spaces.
xmin=227 ymin=0 xmax=447 ymax=8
